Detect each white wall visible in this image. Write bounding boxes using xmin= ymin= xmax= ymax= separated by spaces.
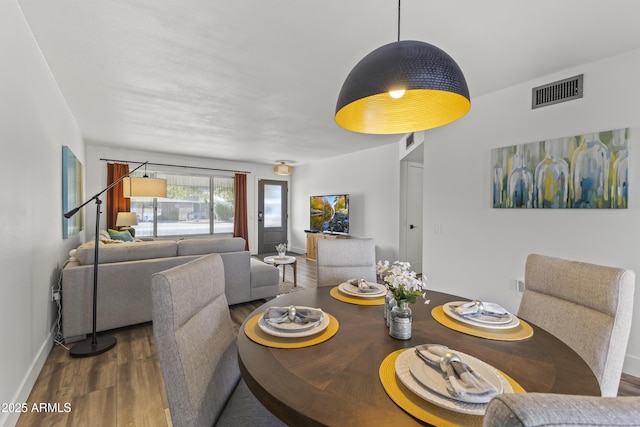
xmin=290 ymin=143 xmax=401 ymax=262
xmin=84 ymin=145 xmax=284 ymax=253
xmin=422 ymin=48 xmax=640 ymax=377
xmin=0 ymin=2 xmax=85 ymax=426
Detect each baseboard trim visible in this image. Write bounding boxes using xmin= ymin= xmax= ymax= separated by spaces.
xmin=0 ymin=331 xmax=53 ymax=427
xmin=623 ymin=353 xmax=640 ymax=378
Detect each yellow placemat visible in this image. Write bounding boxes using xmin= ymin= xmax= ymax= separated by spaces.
xmin=431 ymin=306 xmax=534 ymax=341
xmin=244 ymin=312 xmax=339 ymax=348
xmin=329 ymin=286 xmax=385 ymax=306
xmin=379 ymin=349 xmax=525 ymax=427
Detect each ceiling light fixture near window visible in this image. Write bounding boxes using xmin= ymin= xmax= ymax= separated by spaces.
xmin=274 ymin=161 xmax=293 ymax=176
xmin=335 ymin=0 xmax=470 ymax=134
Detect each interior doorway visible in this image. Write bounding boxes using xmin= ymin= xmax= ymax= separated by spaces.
xmin=257 ymin=179 xmax=288 ymax=254
xmin=404 ymin=162 xmax=423 ymax=274
xmin=400 ymin=139 xmax=424 ymax=275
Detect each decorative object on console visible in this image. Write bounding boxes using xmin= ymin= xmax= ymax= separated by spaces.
xmin=122 ymin=162 xmax=167 ymax=198
xmin=63 ymin=161 xmax=167 ymax=358
xmin=115 ymin=212 xmax=138 ymax=237
xmin=492 ymin=128 xmax=629 ymax=209
xmin=335 ymin=0 xmax=469 ymax=134
xmin=274 ymin=161 xmax=293 ymax=176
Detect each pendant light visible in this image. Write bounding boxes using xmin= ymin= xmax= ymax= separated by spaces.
xmin=335 ymin=0 xmax=470 ymax=134
xmin=274 ymin=161 xmax=293 ymax=175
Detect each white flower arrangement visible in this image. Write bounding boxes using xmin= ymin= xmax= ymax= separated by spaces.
xmin=275 ymin=243 xmax=287 ymax=253
xmin=376 ymin=260 xmax=429 ymax=304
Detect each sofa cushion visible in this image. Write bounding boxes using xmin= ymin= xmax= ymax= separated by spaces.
xmin=177 ymin=238 xmax=246 ymax=256
xmin=250 ymin=258 xmax=279 ymax=289
xmin=108 ymin=229 xmax=134 ymax=242
xmin=75 ymin=240 xmax=178 ymax=265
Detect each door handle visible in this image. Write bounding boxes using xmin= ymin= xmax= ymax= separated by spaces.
xmin=258 ymin=211 xmax=263 ymax=222
xmin=409 ymin=224 xmax=417 ymax=229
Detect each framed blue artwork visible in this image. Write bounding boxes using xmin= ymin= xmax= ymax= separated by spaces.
xmin=491 ymin=128 xmax=629 ymax=209
xmin=62 ymin=146 xmax=84 ymax=238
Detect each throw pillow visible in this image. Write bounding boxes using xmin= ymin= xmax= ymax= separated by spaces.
xmin=108 ymin=229 xmax=134 ymax=242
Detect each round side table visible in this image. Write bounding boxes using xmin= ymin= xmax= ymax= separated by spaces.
xmin=263 ymin=255 xmax=297 ymax=287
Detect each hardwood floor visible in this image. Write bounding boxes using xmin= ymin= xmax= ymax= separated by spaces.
xmin=17 ymin=255 xmax=640 ymax=427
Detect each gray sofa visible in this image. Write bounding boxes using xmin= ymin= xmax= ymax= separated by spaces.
xmin=62 ymin=236 xmax=278 ymax=342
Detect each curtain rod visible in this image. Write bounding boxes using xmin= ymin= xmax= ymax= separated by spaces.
xmin=99 ymin=158 xmax=251 ymax=174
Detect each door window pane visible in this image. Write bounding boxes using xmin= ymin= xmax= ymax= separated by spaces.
xmin=264 ymin=184 xmax=282 ymax=227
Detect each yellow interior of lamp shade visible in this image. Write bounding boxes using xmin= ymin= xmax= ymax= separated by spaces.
xmin=335 ymin=89 xmax=471 ymax=134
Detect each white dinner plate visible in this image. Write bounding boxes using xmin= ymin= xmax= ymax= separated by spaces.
xmin=338 ymin=281 xmax=386 ymax=298
xmin=395 ymin=349 xmax=513 ymax=415
xmin=258 ymin=311 xmax=330 ymax=338
xmin=409 ymin=350 xmax=503 ymax=402
xmin=443 ymin=301 xmax=521 ymax=329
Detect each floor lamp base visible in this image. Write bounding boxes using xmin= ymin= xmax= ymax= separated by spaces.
xmin=69 ymin=335 xmax=117 ymax=358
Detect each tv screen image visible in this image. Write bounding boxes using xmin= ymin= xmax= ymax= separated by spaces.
xmin=310 ymin=194 xmax=349 ymax=234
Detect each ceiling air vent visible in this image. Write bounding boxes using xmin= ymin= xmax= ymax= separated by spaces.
xmin=532 ymin=74 xmax=583 ymax=109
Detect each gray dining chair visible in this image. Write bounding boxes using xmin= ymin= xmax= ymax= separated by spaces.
xmin=151 ymin=254 xmax=285 ymax=427
xmin=316 ymin=238 xmax=377 ymax=287
xmin=518 ymin=253 xmax=635 ymax=397
xmin=483 ymin=393 xmax=640 ymax=427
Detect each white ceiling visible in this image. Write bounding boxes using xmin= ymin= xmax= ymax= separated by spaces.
xmin=17 ymin=0 xmax=640 ymax=166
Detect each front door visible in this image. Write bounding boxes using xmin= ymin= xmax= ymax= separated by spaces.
xmin=257 ymin=179 xmax=288 ymax=254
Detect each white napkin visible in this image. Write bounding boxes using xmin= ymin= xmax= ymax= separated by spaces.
xmin=414 ymin=344 xmax=498 ymax=403
xmin=454 ymin=300 xmax=509 ymax=318
xmin=263 ymin=306 xmax=323 ymax=325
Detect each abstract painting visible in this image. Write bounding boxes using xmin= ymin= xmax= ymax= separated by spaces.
xmin=492 ymin=128 xmax=629 ymax=209
xmin=62 ymin=146 xmax=84 ymax=238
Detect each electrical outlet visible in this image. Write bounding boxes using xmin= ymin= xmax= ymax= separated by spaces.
xmin=515 ymin=279 xmax=525 ymax=293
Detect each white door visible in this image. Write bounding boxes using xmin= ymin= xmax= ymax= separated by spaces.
xmin=406 ymin=163 xmax=423 ymax=274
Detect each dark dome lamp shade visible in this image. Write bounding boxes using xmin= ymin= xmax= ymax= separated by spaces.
xmin=335 ymin=40 xmax=471 ymax=134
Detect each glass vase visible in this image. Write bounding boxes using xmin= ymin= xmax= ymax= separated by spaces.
xmin=383 ymin=290 xmax=393 ymax=320
xmin=389 ymin=300 xmax=412 ymax=340
xmin=385 ymin=296 xmax=396 ymax=327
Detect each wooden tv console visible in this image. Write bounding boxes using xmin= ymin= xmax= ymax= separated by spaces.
xmin=305 ymin=232 xmax=349 ymax=261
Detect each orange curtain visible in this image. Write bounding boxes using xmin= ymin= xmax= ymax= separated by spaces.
xmin=106 ymin=163 xmax=130 ymax=230
xmin=233 ymin=173 xmax=249 ymax=251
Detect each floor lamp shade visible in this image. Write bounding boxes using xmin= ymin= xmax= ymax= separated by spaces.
xmin=123 ymin=177 xmax=167 ymax=198
xmin=335 ymin=40 xmax=470 ymax=134
xmin=115 ymin=212 xmax=138 ymax=227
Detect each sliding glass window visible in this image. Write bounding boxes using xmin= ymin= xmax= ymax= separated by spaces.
xmin=128 ymin=171 xmax=234 ymax=238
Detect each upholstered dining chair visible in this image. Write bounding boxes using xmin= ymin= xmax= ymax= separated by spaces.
xmin=316 ymin=238 xmax=377 ymax=287
xmin=518 ymin=254 xmax=635 ymax=397
xmin=151 ymin=254 xmax=285 ymax=427
xmin=483 ymin=393 xmax=640 ymax=427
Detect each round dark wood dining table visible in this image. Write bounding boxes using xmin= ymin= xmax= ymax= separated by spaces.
xmin=237 ymin=288 xmax=600 ymax=426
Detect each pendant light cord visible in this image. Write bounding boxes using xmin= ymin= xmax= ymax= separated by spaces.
xmin=397 ymin=0 xmax=401 ymax=42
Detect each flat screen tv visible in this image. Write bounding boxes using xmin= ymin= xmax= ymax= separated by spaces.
xmin=309 ymin=194 xmax=349 ymax=234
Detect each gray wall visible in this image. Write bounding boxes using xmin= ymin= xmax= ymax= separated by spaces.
xmin=422 ymin=48 xmax=640 ymax=376
xmin=0 ymin=3 xmax=85 ymax=426
xmin=290 ymin=142 xmax=401 ymax=264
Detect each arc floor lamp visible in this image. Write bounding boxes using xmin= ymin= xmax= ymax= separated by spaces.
xmin=63 ymin=161 xmax=166 ymax=357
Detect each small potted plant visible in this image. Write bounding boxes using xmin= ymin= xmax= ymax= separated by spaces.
xmin=275 ymin=243 xmax=287 ymax=258
xmin=376 ymin=260 xmax=428 ymax=340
